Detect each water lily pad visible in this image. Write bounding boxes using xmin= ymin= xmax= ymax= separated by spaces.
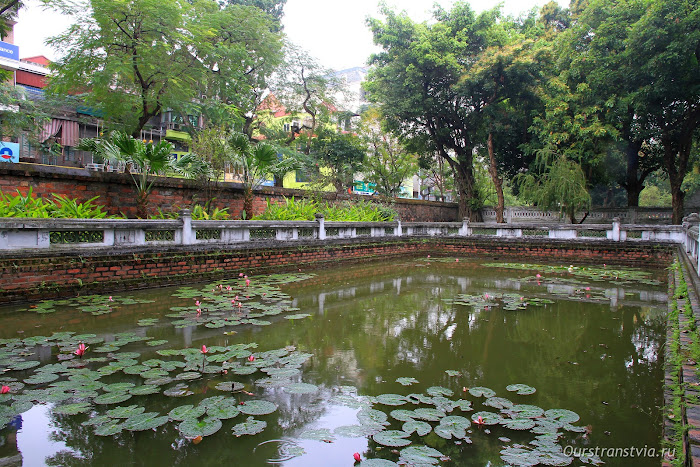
xmin=500 ymin=446 xmax=541 ymax=466
xmin=123 ymin=365 xmax=149 ymax=375
xmin=501 ymin=418 xmax=536 ymax=430
xmin=399 ymin=446 xmax=444 ymax=466
xmin=82 ymin=415 xmax=112 ymax=427
xmin=206 ymin=401 xmax=241 ymax=420
xmin=468 ymin=387 xmax=496 ymax=398
xmin=169 ymin=404 xmax=206 ymax=421
xmin=358 ymin=408 xmax=389 ymax=426
xmin=239 ymin=400 xmax=277 ymax=416
xmin=179 ymin=417 xmax=223 ymax=437
xmin=512 ymin=405 xmax=545 ymax=418
xmin=471 ymin=411 xmax=503 ymax=425
xmin=231 ymin=366 xmax=258 ymax=375
xmin=94 ymin=392 xmax=133 ymax=405
xmin=8 ymin=360 xmax=41 ymax=371
xmin=106 ymin=405 xmax=146 ymax=419
xmin=163 ymin=384 xmax=194 ymax=397
xmin=373 ymin=430 xmax=412 ymax=447
xmin=214 ymin=381 xmax=245 ymax=392
xmin=426 ymin=386 xmax=453 ymax=397
xmin=412 ymin=408 xmax=444 ymax=422
xmin=483 ymin=397 xmax=513 ymax=409
xmin=24 ymin=373 xmax=59 ymax=385
xmin=402 ymin=420 xmax=432 ymax=436
xmin=507 ymin=384 xmax=536 ymax=396
xmin=299 ymin=428 xmax=335 ymax=442
xmin=435 ymin=415 xmax=471 ymax=439
xmin=445 ymin=370 xmax=461 ymax=377
xmin=358 ymin=460 xmax=399 ymax=467
xmin=334 ymin=424 xmax=374 ymax=438
xmin=123 ymin=412 xmax=169 ymax=431
xmin=232 ymin=417 xmax=267 ymax=436
xmin=390 ymin=409 xmax=416 ymax=422
xmin=103 ymin=382 xmax=136 ymax=393
xmin=94 ymin=421 xmax=124 ymax=436
xmin=396 ymin=377 xmax=419 ymax=386
xmin=285 ymin=383 xmax=319 ymax=394
xmin=146 ymin=340 xmax=169 ymax=347
xmin=54 ymin=402 xmax=92 ymax=415
xmin=563 ymin=423 xmax=588 ymax=433
xmin=545 ymin=409 xmax=580 ymax=424
xmin=284 ymin=314 xmax=311 ymax=320
xmin=176 ymin=372 xmax=202 ymax=381
xmin=375 ymin=393 xmax=407 ymax=406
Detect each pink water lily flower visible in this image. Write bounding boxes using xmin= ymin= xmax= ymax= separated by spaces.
xmin=201 ymin=345 xmax=208 ymax=354
xmin=474 ymin=415 xmax=485 ymax=425
xmin=245 ymin=279 xmax=250 ymax=287
xmin=1 ymin=385 xmax=10 ymax=394
xmin=353 ymin=452 xmax=361 ymax=462
xmin=248 ymin=355 xmax=255 ymax=362
xmin=74 ymin=343 xmax=88 ymax=358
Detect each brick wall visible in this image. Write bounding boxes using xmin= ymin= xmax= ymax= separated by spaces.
xmin=0 ymin=163 xmax=459 ymax=221
xmin=0 ymin=237 xmax=675 ymax=304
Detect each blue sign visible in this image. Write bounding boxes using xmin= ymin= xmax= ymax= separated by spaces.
xmin=0 ymin=142 xmax=19 ymax=163
xmin=0 ymin=41 xmax=19 ymax=60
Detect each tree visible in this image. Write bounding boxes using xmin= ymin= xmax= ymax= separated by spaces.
xmin=366 ymin=4 xmax=503 ymax=220
xmin=307 ymin=130 xmax=365 ymax=193
xmin=555 ymin=0 xmax=661 ymax=207
xmin=271 ymin=44 xmax=344 ymax=154
xmin=77 ymin=132 xmax=175 ymax=218
xmin=47 ymin=0 xmax=282 ymax=138
xmin=517 ymin=155 xmax=591 ymax=223
xmin=226 ymin=132 xmax=278 ymax=218
xmin=358 ymin=108 xmax=416 ymax=197
xmin=624 ymin=0 xmax=700 ymax=223
xmin=224 ymin=0 xmax=287 ymax=26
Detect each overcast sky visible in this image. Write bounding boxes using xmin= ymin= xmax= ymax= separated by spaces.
xmin=15 ymin=0 xmax=561 ymax=71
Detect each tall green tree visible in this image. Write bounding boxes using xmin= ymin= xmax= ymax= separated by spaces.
xmin=555 ymin=0 xmax=660 ymax=207
xmin=46 ymin=0 xmax=282 ymax=138
xmin=624 ymin=0 xmax=700 ymax=223
xmin=366 ymin=4 xmax=504 ymax=220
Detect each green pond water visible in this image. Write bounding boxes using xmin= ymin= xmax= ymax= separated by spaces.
xmin=0 ymin=257 xmax=668 ymax=466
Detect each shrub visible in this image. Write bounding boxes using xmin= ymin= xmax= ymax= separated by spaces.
xmin=0 ymin=189 xmax=114 ymax=219
xmin=253 ymin=197 xmax=397 ymax=221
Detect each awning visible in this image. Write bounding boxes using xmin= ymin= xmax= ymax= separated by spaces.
xmin=40 ymin=119 xmax=80 ymax=147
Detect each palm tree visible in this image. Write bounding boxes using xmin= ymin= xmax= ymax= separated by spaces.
xmin=226 ymin=132 xmax=278 ymax=219
xmin=78 ymin=132 xmax=174 ymax=218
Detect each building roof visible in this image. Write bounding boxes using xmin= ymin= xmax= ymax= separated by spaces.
xmin=21 ymin=55 xmax=50 ymax=66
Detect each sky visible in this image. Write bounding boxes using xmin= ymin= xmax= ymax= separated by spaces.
xmin=14 ymin=0 xmax=560 ymax=71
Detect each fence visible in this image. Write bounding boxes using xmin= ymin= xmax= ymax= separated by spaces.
xmin=481 ymin=206 xmax=674 ymax=224
xmin=3 ymin=210 xmax=700 ymax=271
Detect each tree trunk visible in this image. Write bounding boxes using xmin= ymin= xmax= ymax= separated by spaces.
xmin=625 ymin=141 xmax=644 ymax=207
xmin=451 ymin=157 xmax=481 ymax=221
xmin=663 ymin=131 xmax=692 ymax=225
xmin=242 ymin=186 xmax=254 ymax=220
xmin=487 ymin=132 xmax=505 ymax=223
xmin=136 ymin=190 xmax=148 ymax=219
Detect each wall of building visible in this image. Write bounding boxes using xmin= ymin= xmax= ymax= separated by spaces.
xmin=0 ymin=163 xmax=460 ymax=221
xmin=0 ymin=236 xmax=674 ymax=304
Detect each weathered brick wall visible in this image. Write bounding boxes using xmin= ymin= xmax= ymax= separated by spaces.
xmin=0 ymin=163 xmax=459 ymax=221
xmin=0 ymin=237 xmax=675 ymax=304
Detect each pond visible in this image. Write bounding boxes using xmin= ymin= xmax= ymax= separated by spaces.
xmin=0 ymin=257 xmax=668 ymax=466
